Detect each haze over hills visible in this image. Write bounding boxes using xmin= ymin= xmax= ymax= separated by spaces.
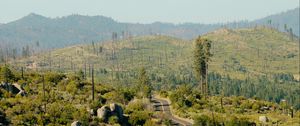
xmin=0 ymin=7 xmax=298 ymax=53
xmin=255 ymin=7 xmax=299 ymax=37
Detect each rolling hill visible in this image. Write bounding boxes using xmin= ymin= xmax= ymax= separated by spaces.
xmin=2 ymin=27 xmax=300 ymax=126
xmin=10 ymin=27 xmax=300 ymax=108
xmin=8 ymin=27 xmax=300 ymax=110
xmin=14 ymin=27 xmax=299 ymax=80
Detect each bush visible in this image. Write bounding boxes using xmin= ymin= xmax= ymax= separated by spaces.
xmin=45 ymin=72 xmax=65 ymax=84
xmin=46 ymin=102 xmax=76 ymax=125
xmin=225 ymin=116 xmax=254 ymax=126
xmin=72 ymin=108 xmax=90 ymax=125
xmin=252 ymin=102 xmax=260 ymax=111
xmin=193 ymin=103 xmax=203 ymax=110
xmin=232 ymin=97 xmax=241 ymax=107
xmin=193 ymin=115 xmax=215 ymax=126
xmin=128 ymin=111 xmax=151 ymax=126
xmin=0 ymin=65 xmax=15 ymax=83
xmin=125 ymin=99 xmax=144 ymax=114
xmin=66 ymin=81 xmax=77 ymax=95
xmin=108 ymin=115 xmax=119 ymax=125
xmin=144 ymin=119 xmax=156 ymax=126
xmin=89 ymin=100 xmax=102 ymax=113
xmin=240 ymin=101 xmax=252 ymax=110
xmin=159 ymin=90 xmax=168 ymax=98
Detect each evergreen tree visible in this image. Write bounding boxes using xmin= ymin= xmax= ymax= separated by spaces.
xmin=138 ymin=67 xmax=151 ymax=98
xmin=193 ymin=36 xmax=212 ymax=95
xmin=0 ymin=65 xmax=14 ymax=83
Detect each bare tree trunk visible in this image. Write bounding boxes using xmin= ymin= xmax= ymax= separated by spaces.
xmin=42 ymin=75 xmax=46 ymax=113
xmin=206 ymin=64 xmax=208 ymax=96
xmin=92 ymin=64 xmax=95 ymax=101
xmin=21 ymin=67 xmax=24 ymax=79
xmin=84 ymin=62 xmax=87 ymax=79
xmin=221 ymin=97 xmax=223 ymax=110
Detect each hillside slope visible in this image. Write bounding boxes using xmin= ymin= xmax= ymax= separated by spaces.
xmin=16 ymin=27 xmax=299 ymax=80
xmin=11 ymin=27 xmax=300 ymax=109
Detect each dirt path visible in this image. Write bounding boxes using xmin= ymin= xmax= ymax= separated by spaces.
xmin=152 ymin=96 xmax=193 ymax=126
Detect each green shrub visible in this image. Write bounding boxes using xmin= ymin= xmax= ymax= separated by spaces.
xmin=66 ymin=81 xmax=77 ymax=95
xmin=252 ymin=102 xmax=260 ymax=111
xmin=108 ymin=115 xmax=119 ymax=125
xmin=45 ymin=72 xmax=65 ymax=84
xmin=125 ymin=99 xmax=144 ymax=114
xmin=159 ymin=90 xmax=168 ymax=98
xmin=128 ymin=111 xmax=151 ymax=126
xmin=240 ymin=101 xmax=252 ymax=110
xmin=144 ymin=119 xmax=156 ymax=126
xmin=225 ymin=116 xmax=254 ymax=126
xmin=193 ymin=115 xmax=215 ymax=126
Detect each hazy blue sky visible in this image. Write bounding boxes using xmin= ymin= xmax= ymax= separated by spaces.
xmin=0 ymin=0 xmax=299 ymax=24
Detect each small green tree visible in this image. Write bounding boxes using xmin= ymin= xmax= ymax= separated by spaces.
xmin=77 ymin=70 xmax=85 ymax=80
xmin=138 ymin=67 xmax=152 ymax=98
xmin=0 ymin=65 xmax=14 ymax=83
xmin=284 ymin=24 xmax=288 ymax=32
xmin=193 ymin=36 xmax=212 ymax=95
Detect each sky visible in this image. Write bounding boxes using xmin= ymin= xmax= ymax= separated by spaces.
xmin=0 ymin=0 xmax=299 ymax=24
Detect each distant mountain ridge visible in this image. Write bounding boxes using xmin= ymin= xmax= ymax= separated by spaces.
xmin=0 ymin=7 xmax=298 ymax=53
xmin=254 ymin=7 xmax=299 ymax=37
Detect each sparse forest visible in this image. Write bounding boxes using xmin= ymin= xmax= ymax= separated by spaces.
xmin=1 ymin=26 xmax=299 ymax=125
xmin=0 ymin=2 xmax=299 ymax=125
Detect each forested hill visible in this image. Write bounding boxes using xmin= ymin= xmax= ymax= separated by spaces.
xmin=0 ymin=7 xmax=298 ymax=51
xmin=16 ymin=27 xmax=299 ymax=79
xmin=12 ymin=27 xmax=300 ymax=110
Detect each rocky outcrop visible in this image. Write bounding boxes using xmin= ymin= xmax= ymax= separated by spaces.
xmin=0 ymin=83 xmax=26 ymax=96
xmin=110 ymin=103 xmax=123 ymax=119
xmin=97 ymin=105 xmax=111 ymax=121
xmin=96 ymin=103 xmax=124 ymax=122
xmin=259 ymin=116 xmax=268 ymax=123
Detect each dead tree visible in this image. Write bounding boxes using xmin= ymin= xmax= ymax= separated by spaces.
xmin=92 ymin=64 xmax=95 ymax=101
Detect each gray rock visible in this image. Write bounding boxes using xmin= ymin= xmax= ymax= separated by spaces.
xmin=97 ymin=105 xmax=111 ymax=120
xmin=110 ymin=103 xmax=123 ymax=120
xmin=71 ymin=121 xmax=81 ymax=126
xmin=259 ymin=116 xmax=268 ymax=123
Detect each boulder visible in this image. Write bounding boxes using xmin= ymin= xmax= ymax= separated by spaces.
xmin=259 ymin=116 xmax=268 ymax=123
xmin=110 ymin=103 xmax=123 ymax=119
xmin=97 ymin=105 xmax=111 ymax=121
xmin=71 ymin=121 xmax=81 ymax=126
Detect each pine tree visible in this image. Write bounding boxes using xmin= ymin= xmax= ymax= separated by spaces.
xmin=138 ymin=67 xmax=151 ymax=99
xmin=193 ymin=36 xmax=212 ymax=95
xmin=0 ymin=65 xmax=14 ymax=83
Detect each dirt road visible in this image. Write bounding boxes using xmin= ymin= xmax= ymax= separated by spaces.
xmin=152 ymin=96 xmax=193 ymax=126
